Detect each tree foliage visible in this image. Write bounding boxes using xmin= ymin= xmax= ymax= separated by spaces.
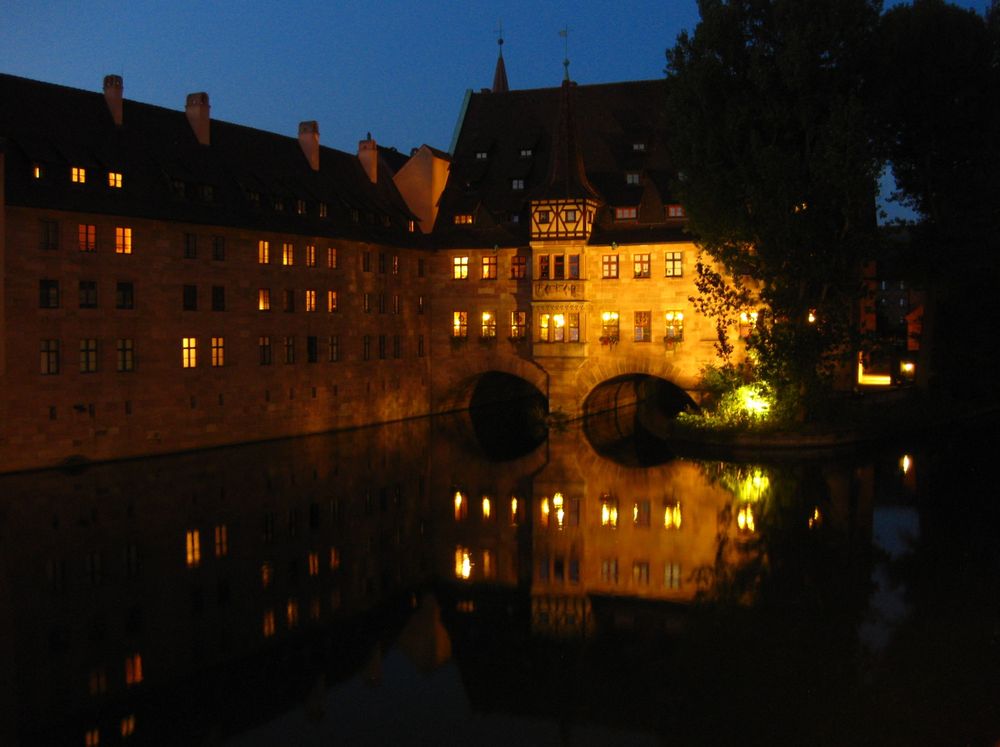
xmin=666 ymin=0 xmax=883 ymax=410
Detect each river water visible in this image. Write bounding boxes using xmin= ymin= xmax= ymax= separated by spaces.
xmin=0 ymin=409 xmax=996 ymax=745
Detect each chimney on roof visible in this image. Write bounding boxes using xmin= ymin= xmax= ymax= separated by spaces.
xmin=103 ymin=75 xmax=123 ymax=127
xmin=358 ymin=133 xmax=378 ymax=184
xmin=298 ymin=121 xmax=320 ymax=171
xmin=185 ymin=92 xmax=211 ymax=146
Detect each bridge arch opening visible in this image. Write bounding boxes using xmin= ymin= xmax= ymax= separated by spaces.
xmin=582 ymin=374 xmax=697 ymax=466
xmin=468 ymin=372 xmax=548 ymax=460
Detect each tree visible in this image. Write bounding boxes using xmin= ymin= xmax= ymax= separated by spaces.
xmin=665 ymin=0 xmax=882 ymax=416
xmin=870 ymin=0 xmax=1000 ymax=394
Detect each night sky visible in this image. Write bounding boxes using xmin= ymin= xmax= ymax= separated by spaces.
xmin=1 ymin=0 xmax=990 ymax=215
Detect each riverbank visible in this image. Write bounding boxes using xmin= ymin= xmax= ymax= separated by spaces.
xmin=662 ymin=389 xmax=1000 ymax=458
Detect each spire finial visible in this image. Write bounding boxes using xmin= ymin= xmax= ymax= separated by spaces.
xmin=559 ymin=26 xmax=571 ymax=81
xmin=495 ymin=20 xmax=504 ymax=56
xmin=491 ymin=21 xmax=510 ymax=93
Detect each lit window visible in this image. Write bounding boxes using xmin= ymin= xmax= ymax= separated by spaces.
xmin=182 ymin=337 xmax=197 ymax=368
xmin=602 ymin=254 xmax=619 ymax=279
xmin=664 ymin=562 xmax=682 ymax=589
xmin=327 ymin=290 xmax=337 ymax=312
xmin=32 ymin=164 xmax=42 ymax=179
xmin=453 ymin=311 xmax=468 ymax=337
xmin=600 ymin=496 xmax=618 ymax=527
xmin=214 ymin=525 xmax=228 ymax=556
xmin=665 ymin=251 xmax=683 ymax=277
xmin=511 ymin=255 xmax=527 ymax=278
xmin=664 ymin=502 xmax=682 ymax=529
xmin=327 ymin=247 xmax=337 ymax=268
xmin=475 ymin=151 xmax=488 ymax=160
xmin=667 ymin=204 xmax=686 ymax=218
xmin=210 ymin=337 xmax=224 ymax=367
xmin=262 ymin=609 xmax=275 ymax=637
xmin=185 ymin=530 xmax=201 ymax=567
xmin=665 ymin=311 xmax=684 ymax=341
xmin=482 ymin=255 xmax=497 ymax=279
xmin=601 ymin=558 xmax=619 ymax=584
xmin=408 ymin=219 xmax=416 ymax=232
xmin=453 ymin=256 xmax=469 ymax=279
xmin=520 ymin=148 xmax=533 ymax=157
xmin=258 ymin=288 xmax=270 ymax=311
xmin=633 ymin=500 xmax=651 ymax=527
xmin=626 ymin=172 xmax=640 ymax=185
xmin=108 ymin=171 xmax=123 ymax=188
xmin=510 ymin=311 xmax=527 ymax=338
xmin=739 ymin=310 xmax=758 ymax=338
xmin=633 ymin=253 xmax=650 ymax=278
xmin=305 ymin=244 xmax=316 ymax=267
xmin=282 ymin=242 xmax=294 ymax=266
xmin=512 ymin=178 xmax=524 ymax=190
xmin=124 ymin=653 xmax=143 ymax=686
xmin=305 ymin=289 xmax=316 ymax=312
xmin=481 ymin=311 xmax=496 ymax=338
xmin=615 ymin=206 xmax=637 ymax=221
xmin=258 ymin=240 xmax=270 ymax=264
xmin=115 ymin=227 xmax=132 ymax=254
xmin=634 ymin=311 xmax=651 ymax=342
xmin=78 ymin=224 xmax=96 ymax=251
xmin=71 ymin=166 xmax=86 ymax=183
xmin=737 ymin=505 xmax=756 ymax=533
xmin=564 ymin=208 xmax=577 ymax=223
xmin=454 ymin=214 xmax=473 ymax=225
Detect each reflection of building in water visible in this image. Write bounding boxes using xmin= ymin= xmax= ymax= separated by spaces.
xmin=529 ymin=428 xmax=735 ymax=636
xmin=0 ymin=422 xmax=431 ymax=745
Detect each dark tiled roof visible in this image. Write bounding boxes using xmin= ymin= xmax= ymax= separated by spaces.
xmin=434 ymin=78 xmax=685 ymax=246
xmin=0 ymin=73 xmax=417 ymax=243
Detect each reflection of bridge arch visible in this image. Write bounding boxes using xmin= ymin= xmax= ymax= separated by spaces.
xmin=433 ymin=355 xmax=549 ymax=413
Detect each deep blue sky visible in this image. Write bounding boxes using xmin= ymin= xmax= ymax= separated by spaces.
xmin=0 ymin=0 xmax=990 ymax=217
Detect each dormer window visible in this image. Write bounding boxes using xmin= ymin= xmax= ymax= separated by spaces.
xmin=198 ymin=184 xmax=214 ymax=203
xmin=475 ymin=151 xmax=488 ymax=160
xmin=632 ymin=142 xmax=646 ymax=152
xmin=454 ymin=214 xmax=474 ymax=225
xmin=273 ymin=197 xmax=284 ymax=212
xmin=615 ymin=207 xmax=637 ymax=221
xmin=108 ymin=171 xmax=123 ymax=188
xmin=512 ymin=178 xmax=524 ymax=191
xmin=71 ymin=167 xmax=86 ymax=184
xmin=32 ymin=164 xmax=43 ymax=179
xmin=319 ymin=202 xmax=328 ymax=218
xmin=296 ymin=199 xmax=307 ymax=215
xmin=626 ymin=172 xmax=640 ymax=185
xmin=520 ymin=148 xmax=533 ymax=158
xmin=666 ymin=204 xmax=686 ymax=218
xmin=246 ymin=189 xmax=260 ymax=206
xmin=173 ymin=179 xmax=188 ymax=199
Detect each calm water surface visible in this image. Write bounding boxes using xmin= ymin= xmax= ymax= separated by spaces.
xmin=0 ymin=410 xmax=997 ymax=746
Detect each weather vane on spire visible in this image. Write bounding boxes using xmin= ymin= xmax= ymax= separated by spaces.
xmin=559 ymin=25 xmax=571 ymax=81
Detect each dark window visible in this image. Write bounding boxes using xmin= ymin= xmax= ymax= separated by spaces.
xmin=362 ymin=252 xmax=371 ymax=272
xmin=39 ymin=220 xmax=59 ymax=250
xmin=39 ymin=279 xmax=59 ymax=308
xmin=418 ymin=334 xmax=425 ymax=357
xmin=554 ymin=255 xmax=565 ymax=279
xmin=211 ymin=285 xmax=225 ymax=311
xmin=184 ymin=233 xmax=197 ymax=259
xmin=378 ymin=334 xmax=387 ymax=360
xmin=183 ymin=285 xmax=198 ymax=311
xmin=79 ymin=338 xmax=98 ymax=373
xmin=212 ymin=236 xmax=225 ymax=261
xmin=417 ymin=258 xmax=426 ymax=277
xmin=307 ymin=336 xmax=318 ymax=363
xmin=363 ymin=335 xmax=371 ymax=361
xmin=378 ymin=252 xmax=386 ymax=274
xmin=79 ymin=280 xmax=98 ymax=308
xmin=116 ymin=338 xmax=135 ymax=372
xmin=40 ymin=339 xmax=60 ymax=375
xmin=569 ymin=255 xmax=580 ymax=279
xmin=284 ymin=336 xmax=295 ymax=364
xmin=259 ymin=336 xmax=272 ymax=365
xmin=539 ymin=255 xmax=550 ymax=279
xmin=329 ymin=335 xmax=340 ymax=362
xmin=116 ymin=282 xmax=134 ymax=309
xmin=393 ymin=334 xmax=401 ymax=359
xmin=284 ymin=289 xmax=294 ymax=312
xmin=511 ymin=255 xmax=527 ymax=279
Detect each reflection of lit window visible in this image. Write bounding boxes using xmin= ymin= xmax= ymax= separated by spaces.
xmin=483 ymin=550 xmax=494 ymax=578
xmin=663 ymin=502 xmax=682 ymax=529
xmin=510 ymin=496 xmax=519 ymax=525
xmin=664 ymin=562 xmax=682 ymax=589
xmin=553 ymin=492 xmax=565 ymax=529
xmin=453 ymin=491 xmax=468 ymax=520
xmin=601 ymin=558 xmax=618 ymax=584
xmin=600 ymin=496 xmax=618 ymax=528
xmin=808 ymin=507 xmax=822 ymax=529
xmin=214 ymin=525 xmax=228 ymax=556
xmin=185 ymin=530 xmax=200 ymax=567
xmin=481 ymin=496 xmax=492 ymax=520
xmin=900 ymin=454 xmax=912 ymax=475
xmin=737 ymin=505 xmax=756 ymax=533
xmin=308 ymin=552 xmax=319 ymax=576
xmin=633 ymin=500 xmax=650 ymax=527
xmin=261 ymin=561 xmax=273 ymax=588
xmin=329 ymin=547 xmax=340 ymax=570
xmin=120 ymin=715 xmax=136 ymax=738
xmin=286 ymin=599 xmax=299 ymax=628
xmin=263 ymin=609 xmax=275 ymax=637
xmin=89 ymin=667 xmax=107 ymax=696
xmin=632 ymin=561 xmax=650 ymax=585
xmin=455 ymin=547 xmax=472 ymax=580
xmin=540 ymin=497 xmax=550 ymax=528
xmin=85 ymin=728 xmax=100 ymax=746
xmin=124 ymin=653 xmax=143 ymax=686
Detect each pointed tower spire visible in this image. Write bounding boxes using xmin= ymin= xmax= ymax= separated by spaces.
xmin=492 ymin=23 xmax=509 ymax=93
xmin=540 ymin=79 xmax=599 ymax=200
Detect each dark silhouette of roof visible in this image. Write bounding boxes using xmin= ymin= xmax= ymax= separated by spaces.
xmin=434 ymin=78 xmax=687 ymax=247
xmin=0 ymin=73 xmax=416 ymax=243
